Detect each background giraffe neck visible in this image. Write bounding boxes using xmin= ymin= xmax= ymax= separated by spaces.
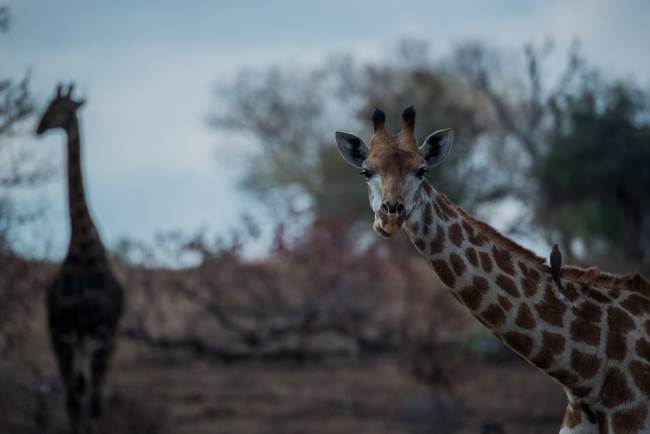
xmin=405 ymin=183 xmax=580 ymax=387
xmin=65 ymin=117 xmax=101 ymax=247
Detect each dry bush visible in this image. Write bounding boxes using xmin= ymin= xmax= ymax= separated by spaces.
xmin=119 ymin=216 xmax=415 ymax=360
xmin=116 ymin=211 xmax=500 ymax=395
xmin=0 ymin=254 xmax=54 ymax=357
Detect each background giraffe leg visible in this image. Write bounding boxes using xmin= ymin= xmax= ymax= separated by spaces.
xmin=90 ymin=345 xmax=110 ymax=418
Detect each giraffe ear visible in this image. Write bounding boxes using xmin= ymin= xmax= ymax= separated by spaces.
xmin=75 ymin=100 xmax=86 ymax=109
xmin=335 ymin=131 xmax=369 ymax=168
xmin=420 ymin=128 xmax=453 ymax=167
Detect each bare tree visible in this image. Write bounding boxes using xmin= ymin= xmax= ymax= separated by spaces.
xmin=0 ymin=6 xmax=9 ymax=33
xmin=0 ymin=5 xmax=53 ymax=356
xmin=449 ymin=39 xmax=584 ymax=248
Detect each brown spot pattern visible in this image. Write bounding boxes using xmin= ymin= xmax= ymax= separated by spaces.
xmin=421 ymin=181 xmax=433 ymax=197
xmin=479 ymin=252 xmax=493 ymax=273
xmin=549 ymin=369 xmax=579 ymax=387
xmin=457 ymin=275 xmax=489 ymax=310
xmin=461 ymin=220 xmax=474 ymax=236
xmin=570 ymin=301 xmax=602 ymax=346
xmin=414 ymin=238 xmax=426 ymax=252
xmin=437 ymin=196 xmax=458 ymax=219
xmin=608 ymin=288 xmax=622 ymax=299
xmin=621 ymin=293 xmax=650 ymax=316
xmin=570 ymin=318 xmax=602 ymax=347
xmin=424 ymin=203 xmax=433 ymax=227
xmin=531 ymin=332 xmax=566 ymax=370
xmin=573 ymin=300 xmax=602 ymax=322
xmin=497 ymin=295 xmax=513 ymax=312
xmin=571 ymin=350 xmax=601 ymax=379
xmin=630 ymin=360 xmax=650 ymax=397
xmin=409 ymin=222 xmax=419 ymax=234
xmin=535 ymin=285 xmax=566 ymax=327
xmin=433 ymin=202 xmax=445 ymax=221
xmin=431 ymin=259 xmax=455 ymax=289
xmin=600 ymin=367 xmax=634 ymax=408
xmin=606 ymin=332 xmax=628 ymax=361
xmin=519 ymin=264 xmax=542 ymax=297
xmin=464 ymin=247 xmax=478 ymax=267
xmin=516 ymin=261 xmax=529 ymax=274
xmin=514 ymin=304 xmax=536 ymax=330
xmin=429 ymin=226 xmax=445 ymax=255
xmin=582 ymin=286 xmax=611 ymax=303
xmin=502 ymin=331 xmax=534 ymax=357
xmin=611 ymin=404 xmax=648 ymax=434
xmin=496 ymin=274 xmax=520 ymax=297
xmin=449 ymin=253 xmax=466 ymax=277
xmin=572 ymin=387 xmax=592 ymax=398
xmin=462 ymin=220 xmax=487 ymax=247
xmin=481 ymin=304 xmax=506 ymax=328
xmin=608 ymin=306 xmax=636 ymax=335
xmin=492 ymin=245 xmax=515 ymax=275
xmin=562 ymin=283 xmax=580 ymax=301
xmin=636 ymin=339 xmax=650 ymax=363
xmin=448 ymin=223 xmax=464 ymax=248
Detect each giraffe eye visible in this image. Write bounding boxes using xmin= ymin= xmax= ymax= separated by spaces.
xmin=360 ymin=169 xmax=373 ymax=181
xmin=415 ymin=167 xmax=428 ymax=180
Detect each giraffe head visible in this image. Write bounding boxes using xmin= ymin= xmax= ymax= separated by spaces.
xmin=336 ymin=106 xmax=453 ymax=238
xmin=36 ymin=84 xmax=85 ymax=135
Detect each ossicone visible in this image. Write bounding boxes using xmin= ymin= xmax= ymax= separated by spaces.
xmin=401 ymin=105 xmax=415 ymax=132
xmin=55 ymin=83 xmax=76 ymax=99
xmin=371 ymin=107 xmax=386 ymax=131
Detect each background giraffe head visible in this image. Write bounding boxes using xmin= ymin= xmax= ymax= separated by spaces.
xmin=36 ymin=84 xmax=85 ymax=135
xmin=335 ymin=106 xmax=454 ymax=238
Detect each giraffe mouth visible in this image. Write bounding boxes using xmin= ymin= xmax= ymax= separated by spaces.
xmin=373 ymin=214 xmax=405 ymax=238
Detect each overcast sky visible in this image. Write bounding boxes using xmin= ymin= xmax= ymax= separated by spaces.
xmin=3 ymin=0 xmax=650 ymax=259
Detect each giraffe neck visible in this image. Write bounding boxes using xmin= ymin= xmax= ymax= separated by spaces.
xmin=404 ymin=185 xmax=650 ymax=430
xmin=404 ymin=181 xmax=582 ymax=392
xmin=64 ymin=117 xmax=103 ymax=256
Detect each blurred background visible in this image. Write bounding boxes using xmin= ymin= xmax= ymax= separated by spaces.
xmin=1 ymin=1 xmax=649 ymax=433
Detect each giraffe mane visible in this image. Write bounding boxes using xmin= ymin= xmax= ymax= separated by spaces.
xmin=437 ymin=194 xmax=650 ymax=297
xmin=438 ymin=194 xmax=549 ymax=269
xmin=561 ymin=266 xmax=650 ymax=296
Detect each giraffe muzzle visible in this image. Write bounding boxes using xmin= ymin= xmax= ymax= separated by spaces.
xmin=374 ymin=199 xmax=406 ymax=238
xmin=381 ymin=200 xmax=405 ymax=215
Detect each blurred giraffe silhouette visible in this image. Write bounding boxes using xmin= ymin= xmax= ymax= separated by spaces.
xmin=36 ymin=84 xmax=124 ymax=434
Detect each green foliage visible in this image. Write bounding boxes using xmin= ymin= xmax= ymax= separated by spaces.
xmin=537 ymin=74 xmax=650 ymax=261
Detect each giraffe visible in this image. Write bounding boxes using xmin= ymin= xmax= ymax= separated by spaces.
xmin=335 ymin=105 xmax=650 ymax=433
xmin=36 ymin=84 xmax=124 ymax=434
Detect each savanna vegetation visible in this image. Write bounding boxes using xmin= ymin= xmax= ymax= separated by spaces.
xmin=1 ymin=8 xmax=649 ymax=430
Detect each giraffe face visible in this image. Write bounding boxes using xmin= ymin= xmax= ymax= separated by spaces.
xmin=361 ymin=147 xmax=428 ymax=237
xmin=36 ymin=85 xmax=85 ymax=135
xmin=336 ymin=106 xmax=453 ymax=238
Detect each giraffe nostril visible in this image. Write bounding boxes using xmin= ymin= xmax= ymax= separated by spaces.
xmin=382 ymin=200 xmax=404 ymax=215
